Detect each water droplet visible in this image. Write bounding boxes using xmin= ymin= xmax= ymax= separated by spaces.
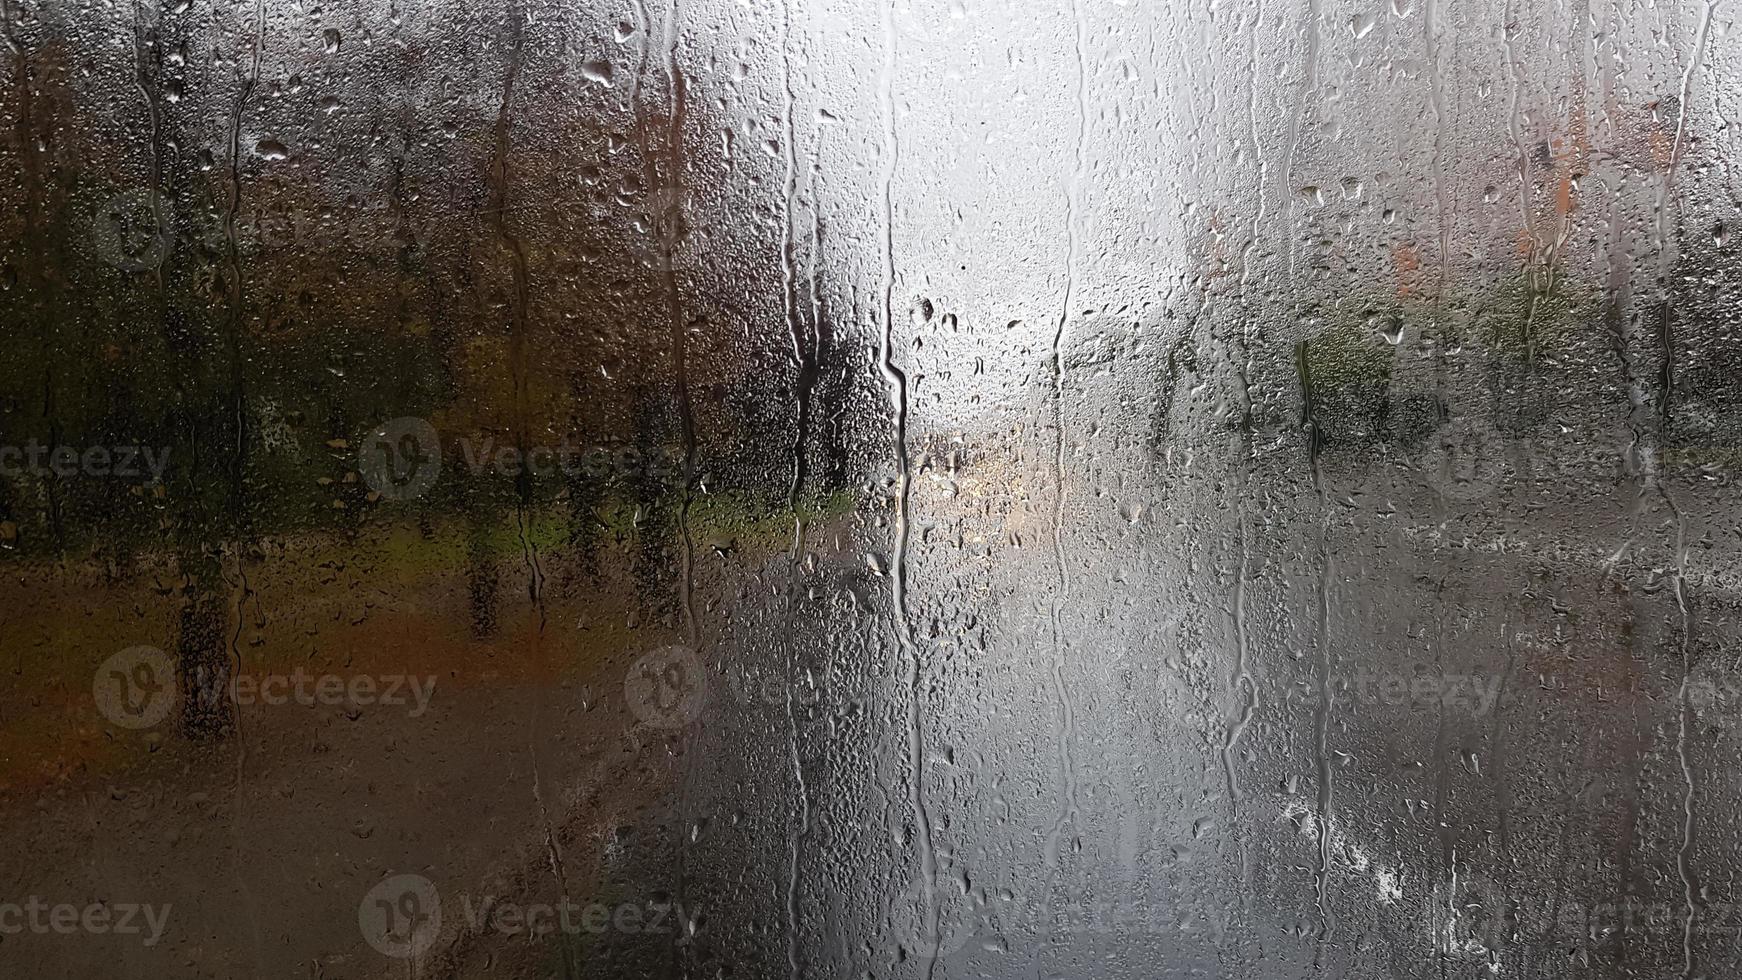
xmin=581 ymin=60 xmax=615 ymax=88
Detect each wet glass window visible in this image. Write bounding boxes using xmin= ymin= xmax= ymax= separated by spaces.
xmin=3 ymin=0 xmax=1740 ymax=977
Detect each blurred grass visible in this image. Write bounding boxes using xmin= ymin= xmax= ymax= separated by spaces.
xmin=349 ymin=487 xmax=856 ymax=584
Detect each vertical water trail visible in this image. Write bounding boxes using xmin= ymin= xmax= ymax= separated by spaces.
xmin=1592 ymin=13 xmax=1648 ymax=536
xmin=1278 ymin=0 xmax=1331 ymax=957
xmin=1427 ymin=579 xmax=1456 ymax=979
xmin=807 ymin=105 xmax=827 ymax=400
xmin=1219 ymin=526 xmax=1255 ymax=814
xmin=1042 ymin=0 xmax=1087 ymax=875
xmin=1278 ymin=0 xmax=1319 ymax=291
xmin=781 ymin=0 xmax=810 ymax=555
xmin=488 ymin=38 xmax=529 ymax=576
xmin=630 ymin=0 xmax=653 ymax=113
xmin=1214 ymin=15 xmax=1266 ymax=980
xmin=1311 ymin=459 xmax=1335 ymax=961
xmin=1193 ymin=7 xmax=1216 ymax=177
xmin=1222 ymin=4 xmax=1264 ymax=823
xmin=487 ymin=15 xmax=572 ymax=979
xmin=488 ymin=6 xmax=545 ymax=622
xmin=777 ymin=4 xmax=810 ymax=978
xmin=1295 ymin=339 xmax=1336 ymax=959
xmin=662 ymin=0 xmax=697 ymax=688
xmin=1581 ymin=31 xmax=1639 ymax=977
xmin=221 ymin=1 xmax=266 ymax=969
xmin=131 ymin=0 xmax=164 ymax=285
xmin=1658 ymin=9 xmax=1716 ymax=977
xmin=1660 ymin=3 xmax=1714 ymax=244
xmin=224 ymin=0 xmax=261 ymax=523
xmin=131 ymin=0 xmax=173 ymax=559
xmin=875 ymin=2 xmax=940 ymax=968
xmin=1420 ymin=7 xmax=1462 ymax=970
xmin=1423 ymin=0 xmax=1449 ymax=327
xmin=628 ymin=0 xmax=689 ymax=642
xmin=1673 ymin=551 xmax=1700 ymax=980
xmin=660 ymin=2 xmax=700 ymax=975
xmin=809 ymin=217 xmax=826 ymax=423
xmin=1500 ymin=0 xmax=1543 ymax=361
xmin=1487 ymin=619 xmax=1521 ymax=975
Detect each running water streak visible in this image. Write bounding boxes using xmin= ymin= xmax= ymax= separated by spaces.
xmin=1043 ymin=0 xmax=1088 ymax=874
xmin=876 ymin=1 xmax=940 ymax=967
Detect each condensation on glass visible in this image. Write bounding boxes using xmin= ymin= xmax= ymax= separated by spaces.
xmin=1 ymin=0 xmax=1738 ymax=977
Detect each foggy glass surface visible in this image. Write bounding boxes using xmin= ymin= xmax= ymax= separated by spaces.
xmin=3 ymin=0 xmax=1741 ymax=977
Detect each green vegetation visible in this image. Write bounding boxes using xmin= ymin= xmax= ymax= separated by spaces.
xmin=1295 ymin=270 xmax=1600 ymax=455
xmin=1298 ymin=316 xmax=1395 ymax=449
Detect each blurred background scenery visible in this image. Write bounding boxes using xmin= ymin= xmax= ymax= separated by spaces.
xmin=5 ymin=0 xmax=1742 ymax=977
